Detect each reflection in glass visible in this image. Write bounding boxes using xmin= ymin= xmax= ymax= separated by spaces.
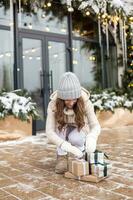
xmin=73 ymin=40 xmax=97 ymax=89
xmin=0 ymin=30 xmax=13 ymax=90
xmin=22 ymin=38 xmax=44 ymax=119
xmin=48 ymin=41 xmax=66 ymax=91
xmin=0 ymin=6 xmax=10 ymax=26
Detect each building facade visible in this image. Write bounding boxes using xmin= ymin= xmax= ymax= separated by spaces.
xmin=0 ymin=1 xmax=118 ymax=130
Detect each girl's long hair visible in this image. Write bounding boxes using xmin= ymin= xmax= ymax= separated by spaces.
xmin=55 ymin=97 xmax=85 ymax=131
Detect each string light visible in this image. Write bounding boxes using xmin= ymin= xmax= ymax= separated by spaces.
xmin=68 ymin=6 xmax=74 ymax=12
xmin=41 ymin=13 xmax=46 ymax=18
xmin=45 ymin=26 xmax=50 ymax=31
xmin=53 ymin=54 xmax=58 ymax=58
xmin=73 ymin=60 xmax=78 ymax=64
xmin=0 ymin=54 xmax=4 ymax=58
xmin=85 ymin=11 xmax=90 ymax=16
xmin=72 ymin=48 xmax=78 ymax=52
xmin=61 ymin=28 xmax=67 ymax=33
xmin=129 ymin=16 xmax=133 ymax=21
xmin=47 ymin=2 xmax=52 ymax=7
xmin=31 ymin=48 xmax=36 ymax=52
xmin=48 ymin=45 xmax=52 ymax=49
xmin=28 ymin=23 xmax=32 ymax=29
xmin=5 ymin=53 xmax=11 ymax=57
xmin=24 ymin=50 xmax=29 ymax=54
xmin=89 ymin=56 xmax=96 ymax=61
xmin=36 ymin=57 xmax=41 ymax=60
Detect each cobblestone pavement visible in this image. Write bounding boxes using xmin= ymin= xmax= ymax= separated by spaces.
xmin=0 ymin=126 xmax=133 ymax=200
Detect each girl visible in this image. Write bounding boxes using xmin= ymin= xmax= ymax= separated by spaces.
xmin=46 ymin=72 xmax=101 ymax=174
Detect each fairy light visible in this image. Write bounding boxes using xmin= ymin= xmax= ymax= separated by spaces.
xmin=24 ymin=50 xmax=29 ymax=54
xmin=102 ymin=14 xmax=106 ymax=19
xmin=47 ymin=2 xmax=52 ymax=7
xmin=41 ymin=13 xmax=46 ymax=18
xmin=5 ymin=53 xmax=11 ymax=57
xmin=68 ymin=6 xmax=74 ymax=12
xmin=0 ymin=54 xmax=4 ymax=58
xmin=45 ymin=26 xmax=50 ymax=31
xmin=31 ymin=48 xmax=36 ymax=53
xmin=28 ymin=23 xmax=32 ymax=29
xmin=36 ymin=57 xmax=41 ymax=60
xmin=89 ymin=56 xmax=96 ymax=61
xmin=85 ymin=11 xmax=90 ymax=16
xmin=73 ymin=60 xmax=78 ymax=64
xmin=48 ymin=45 xmax=52 ymax=49
xmin=53 ymin=54 xmax=58 ymax=58
xmin=61 ymin=28 xmax=67 ymax=33
xmin=129 ymin=16 xmax=133 ymax=21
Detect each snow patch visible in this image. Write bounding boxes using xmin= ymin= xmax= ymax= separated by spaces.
xmin=0 ymin=133 xmax=48 ymax=146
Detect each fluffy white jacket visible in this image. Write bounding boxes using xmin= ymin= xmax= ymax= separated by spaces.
xmin=46 ymin=87 xmax=101 ymax=152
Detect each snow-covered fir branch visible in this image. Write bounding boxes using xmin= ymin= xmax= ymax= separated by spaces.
xmin=90 ymin=91 xmax=133 ymax=112
xmin=0 ymin=91 xmax=39 ymax=121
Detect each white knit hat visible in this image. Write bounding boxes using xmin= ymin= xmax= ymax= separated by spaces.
xmin=57 ymin=72 xmax=81 ymax=100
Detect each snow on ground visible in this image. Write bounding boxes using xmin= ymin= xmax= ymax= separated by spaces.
xmin=0 ymin=127 xmax=133 ymax=199
xmin=0 ymin=133 xmax=48 ymax=146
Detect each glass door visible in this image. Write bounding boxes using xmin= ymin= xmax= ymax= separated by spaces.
xmin=19 ymin=34 xmax=46 ymax=131
xmin=19 ymin=34 xmax=68 ymax=131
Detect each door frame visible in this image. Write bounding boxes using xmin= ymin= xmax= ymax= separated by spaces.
xmin=18 ymin=29 xmax=69 ymax=131
xmin=19 ymin=31 xmax=48 ymax=130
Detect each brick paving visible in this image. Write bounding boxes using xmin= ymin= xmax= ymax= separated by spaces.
xmin=0 ymin=126 xmax=133 ymax=200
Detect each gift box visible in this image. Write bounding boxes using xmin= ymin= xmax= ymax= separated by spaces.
xmin=68 ymin=159 xmax=89 ymax=177
xmin=90 ymin=162 xmax=112 ymax=178
xmin=84 ymin=150 xmax=105 ymax=164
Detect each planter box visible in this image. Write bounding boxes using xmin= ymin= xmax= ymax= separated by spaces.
xmin=0 ymin=116 xmax=32 ymax=141
xmin=96 ymin=108 xmax=133 ymax=128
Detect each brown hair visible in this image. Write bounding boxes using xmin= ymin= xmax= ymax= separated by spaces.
xmin=55 ymin=97 xmax=85 ymax=131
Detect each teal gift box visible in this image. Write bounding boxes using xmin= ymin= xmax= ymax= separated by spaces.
xmin=90 ymin=162 xmax=112 ymax=177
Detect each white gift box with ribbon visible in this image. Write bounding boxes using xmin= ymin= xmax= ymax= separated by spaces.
xmin=85 ymin=151 xmax=104 ymax=164
xmin=91 ymin=163 xmax=112 ymax=177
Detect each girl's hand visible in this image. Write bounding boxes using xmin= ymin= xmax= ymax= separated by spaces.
xmin=85 ymin=136 xmax=96 ymax=153
xmin=60 ymin=141 xmax=83 ymax=158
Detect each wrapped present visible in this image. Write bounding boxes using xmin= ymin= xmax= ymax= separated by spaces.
xmin=68 ymin=159 xmax=89 ymax=177
xmin=90 ymin=162 xmax=112 ymax=178
xmin=84 ymin=150 xmax=105 ymax=164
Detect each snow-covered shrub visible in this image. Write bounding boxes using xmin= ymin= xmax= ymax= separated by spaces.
xmin=90 ymin=90 xmax=133 ymax=112
xmin=0 ymin=90 xmax=39 ymax=121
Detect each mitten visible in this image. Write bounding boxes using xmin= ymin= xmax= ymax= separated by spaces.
xmin=85 ymin=135 xmax=96 ymax=153
xmin=60 ymin=141 xmax=83 ymax=158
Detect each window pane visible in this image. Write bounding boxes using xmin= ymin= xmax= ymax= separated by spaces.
xmin=0 ymin=29 xmax=13 ymax=90
xmin=19 ymin=9 xmax=68 ymax=35
xmin=22 ymin=38 xmax=44 ymax=119
xmin=22 ymin=38 xmax=42 ymax=91
xmin=0 ymin=6 xmax=11 ymax=26
xmin=48 ymin=41 xmax=66 ymax=91
xmin=73 ymin=40 xmax=97 ymax=89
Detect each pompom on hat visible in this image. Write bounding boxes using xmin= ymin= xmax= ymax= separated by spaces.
xmin=57 ymin=72 xmax=81 ymax=100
